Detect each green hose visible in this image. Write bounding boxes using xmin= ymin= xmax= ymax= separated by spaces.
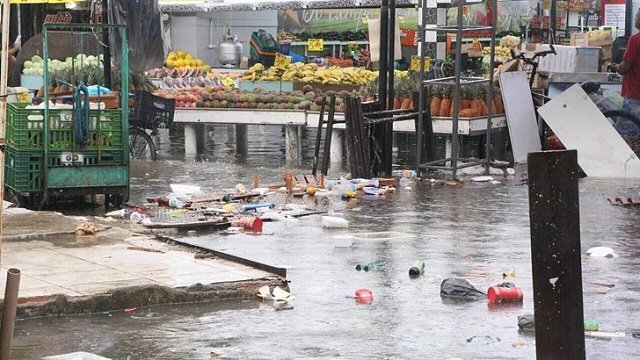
xmin=74 ymin=83 xmax=91 ymax=145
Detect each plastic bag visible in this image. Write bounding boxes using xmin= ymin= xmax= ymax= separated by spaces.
xmin=440 ymin=278 xmax=486 ymax=301
xmin=517 ymin=314 xmax=535 ymax=333
xmin=108 ymin=0 xmax=164 ymax=72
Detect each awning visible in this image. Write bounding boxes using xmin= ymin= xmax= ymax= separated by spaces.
xmin=159 ymin=0 xmax=419 ymax=13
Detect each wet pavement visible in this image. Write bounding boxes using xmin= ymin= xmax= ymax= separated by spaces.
xmin=8 ymin=127 xmax=640 ymax=359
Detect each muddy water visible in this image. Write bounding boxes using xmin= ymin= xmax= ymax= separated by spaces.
xmin=10 ymin=127 xmax=640 ymax=359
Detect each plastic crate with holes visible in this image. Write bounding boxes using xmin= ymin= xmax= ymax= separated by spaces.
xmin=5 ymin=102 xmax=123 ymax=151
xmin=128 ymin=90 xmax=176 ymax=130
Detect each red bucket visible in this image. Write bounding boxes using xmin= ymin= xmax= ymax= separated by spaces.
xmin=487 ymin=286 xmax=523 ymax=303
xmin=355 ymin=288 xmax=374 ymax=304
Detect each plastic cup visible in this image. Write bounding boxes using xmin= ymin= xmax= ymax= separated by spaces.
xmin=355 ymin=288 xmax=373 ymax=304
xmin=487 ymin=286 xmax=523 ymax=303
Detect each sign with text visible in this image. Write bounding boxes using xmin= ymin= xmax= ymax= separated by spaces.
xmin=274 ymin=52 xmax=292 ymax=69
xmin=307 ymin=38 xmax=324 ymax=52
xmin=410 ymin=56 xmax=431 ymax=72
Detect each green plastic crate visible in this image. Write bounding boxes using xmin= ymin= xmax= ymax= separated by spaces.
xmin=6 ymin=103 xmax=123 ymax=151
xmin=5 ymin=145 xmax=126 ymax=193
xmin=5 ymin=146 xmax=44 ymax=193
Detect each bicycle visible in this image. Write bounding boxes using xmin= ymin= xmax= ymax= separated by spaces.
xmin=128 ymin=90 xmax=176 ymax=161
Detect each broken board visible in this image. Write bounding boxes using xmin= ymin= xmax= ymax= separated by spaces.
xmin=498 ymin=71 xmax=542 ymax=163
xmin=538 ymin=84 xmax=640 ymax=178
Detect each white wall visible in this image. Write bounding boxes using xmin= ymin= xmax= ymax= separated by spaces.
xmin=170 ymin=11 xmax=278 ymax=67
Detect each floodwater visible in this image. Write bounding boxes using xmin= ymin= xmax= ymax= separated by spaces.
xmin=11 ymin=126 xmax=640 ymax=359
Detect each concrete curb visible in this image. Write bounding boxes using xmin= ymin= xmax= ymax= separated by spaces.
xmin=8 ymin=277 xmax=286 ymax=319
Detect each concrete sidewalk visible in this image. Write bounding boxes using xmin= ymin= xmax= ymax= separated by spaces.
xmin=0 ymin=209 xmax=286 ymax=318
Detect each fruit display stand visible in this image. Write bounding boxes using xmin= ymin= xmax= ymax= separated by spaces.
xmin=4 ymin=24 xmax=130 ymax=208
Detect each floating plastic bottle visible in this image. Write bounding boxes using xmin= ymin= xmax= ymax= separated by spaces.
xmin=242 ymin=202 xmax=274 ymax=211
xmin=584 ymin=320 xmax=599 ymax=331
xmin=408 ymin=260 xmax=425 ymax=277
xmin=355 ymin=260 xmax=386 ymax=272
xmin=351 ymin=178 xmax=380 ymax=187
xmin=168 ymin=198 xmax=184 ymax=208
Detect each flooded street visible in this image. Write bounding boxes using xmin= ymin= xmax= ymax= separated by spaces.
xmin=11 ymin=126 xmax=640 ymax=359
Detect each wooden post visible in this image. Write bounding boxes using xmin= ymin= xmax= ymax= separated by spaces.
xmin=1 ymin=0 xmax=12 ymax=266
xmin=528 ymin=150 xmax=585 ymax=360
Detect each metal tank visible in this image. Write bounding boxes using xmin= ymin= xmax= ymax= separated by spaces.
xmin=218 ymin=29 xmax=242 ymax=67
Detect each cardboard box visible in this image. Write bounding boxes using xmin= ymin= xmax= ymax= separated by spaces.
xmin=571 ymin=33 xmax=589 ymax=47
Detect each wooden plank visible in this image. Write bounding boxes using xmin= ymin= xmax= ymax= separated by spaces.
xmin=538 ymin=84 xmax=640 ymax=178
xmin=499 ymin=72 xmax=542 ymax=163
xmin=528 ymin=150 xmax=585 ymax=360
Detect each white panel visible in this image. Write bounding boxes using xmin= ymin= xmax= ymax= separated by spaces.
xmin=498 ymin=72 xmax=542 ymax=163
xmin=538 ymin=84 xmax=640 ymax=178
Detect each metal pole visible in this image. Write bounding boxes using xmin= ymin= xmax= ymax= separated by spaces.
xmin=416 ymin=0 xmax=426 ymax=173
xmin=102 ymin=0 xmax=111 ymax=89
xmin=450 ymin=0 xmax=464 ymax=178
xmin=549 ymin=0 xmax=557 ymax=44
xmin=0 ymin=268 xmax=21 ymax=360
xmin=379 ymin=0 xmax=389 ymax=111
xmin=528 ymin=150 xmax=586 ymax=360
xmin=0 ymin=0 xmax=11 ymax=266
xmin=485 ymin=0 xmax=497 ymax=173
xmin=626 ymin=0 xmax=633 ymax=37
xmin=384 ymin=0 xmax=396 ymax=176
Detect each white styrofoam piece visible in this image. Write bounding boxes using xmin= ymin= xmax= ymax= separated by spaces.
xmin=538 ymin=84 xmax=640 ymax=178
xmin=498 ymin=72 xmax=542 ymax=163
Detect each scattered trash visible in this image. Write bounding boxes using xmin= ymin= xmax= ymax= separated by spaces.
xmin=487 ymin=282 xmax=523 ymax=303
xmin=408 ymin=260 xmax=425 ymax=277
xmin=517 ymin=314 xmax=535 ymax=333
xmin=168 ymin=198 xmax=185 ymax=209
xmin=355 ymin=260 xmax=386 ymax=272
xmin=355 ymin=288 xmax=373 ymax=304
xmin=512 ymin=341 xmax=525 ymax=347
xmin=105 ymin=208 xmax=128 ymax=218
xmin=631 ymin=329 xmax=640 ymax=339
xmin=170 ymin=183 xmax=201 ymax=195
xmin=242 ymin=202 xmax=274 ymax=212
xmin=322 ymin=216 xmax=348 ymax=229
xmin=126 ymin=246 xmax=164 ymax=254
xmin=234 ymin=183 xmax=248 ymax=194
xmin=257 ymin=285 xmax=293 ymax=302
xmin=333 ymin=235 xmax=354 ymax=248
xmin=74 ymin=223 xmax=98 ymax=236
xmin=585 ymin=331 xmax=626 ymax=339
xmin=231 ymin=217 xmax=263 ymax=232
xmin=502 ymin=269 xmax=516 ymax=278
xmin=607 ymin=196 xmax=640 ymax=206
xmin=351 ymin=178 xmax=380 ymax=187
xmin=506 ymin=168 xmax=516 ymax=175
xmin=440 ymin=278 xmax=485 ymax=302
xmin=584 ymin=320 xmax=599 ymax=331
xmin=124 ymin=307 xmax=137 ymax=313
xmin=586 ymin=246 xmax=617 ymax=258
xmin=305 ymin=186 xmax=317 ymax=196
xmin=129 ymin=211 xmax=147 ymax=224
xmin=466 ymin=335 xmax=501 ymax=344
xmin=470 ymin=175 xmax=494 ymax=182
xmin=489 ymin=180 xmax=502 ymax=185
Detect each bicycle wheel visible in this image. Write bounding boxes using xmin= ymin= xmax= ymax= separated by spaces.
xmin=129 ymin=127 xmax=157 ymax=161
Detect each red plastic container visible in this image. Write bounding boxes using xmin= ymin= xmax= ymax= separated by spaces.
xmin=487 ymin=286 xmax=523 ymax=303
xmin=355 ymin=288 xmax=374 ymax=304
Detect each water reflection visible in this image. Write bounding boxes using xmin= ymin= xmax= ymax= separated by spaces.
xmin=11 ymin=128 xmax=640 ymax=359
